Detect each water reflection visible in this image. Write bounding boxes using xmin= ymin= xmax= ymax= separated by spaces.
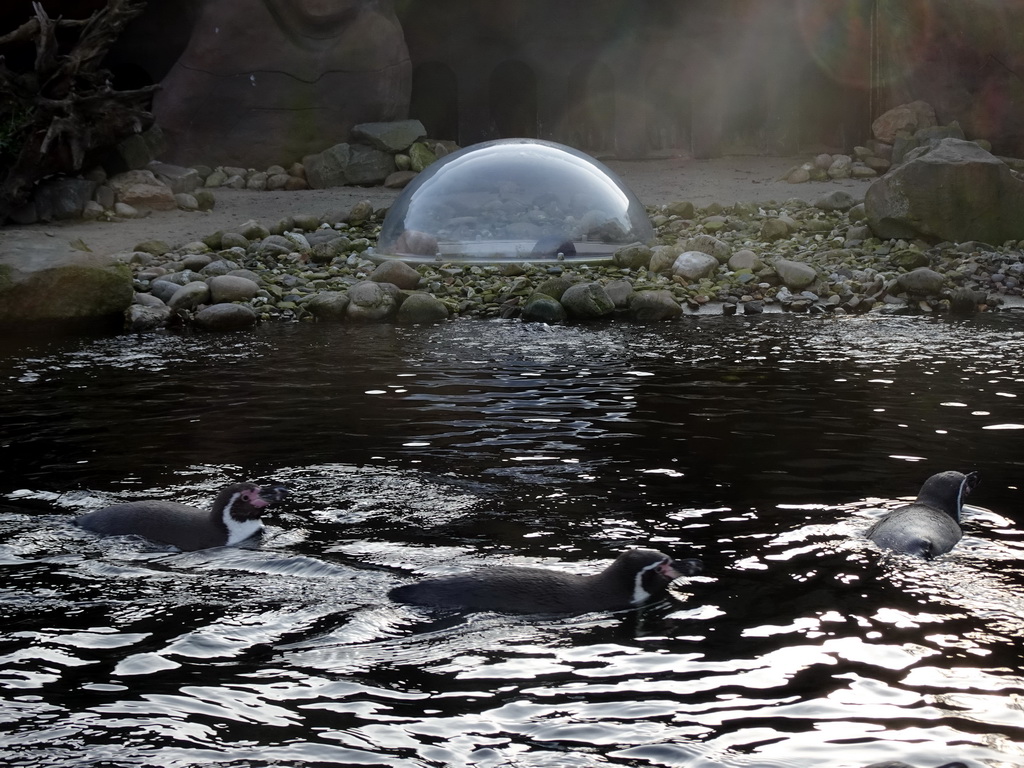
xmin=2 ymin=314 xmax=1024 ymax=766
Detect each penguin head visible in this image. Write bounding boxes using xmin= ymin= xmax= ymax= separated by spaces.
xmin=917 ymin=470 xmax=979 ymax=520
xmin=620 ymin=548 xmax=704 ymax=606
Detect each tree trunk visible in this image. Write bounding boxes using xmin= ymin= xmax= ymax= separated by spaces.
xmin=0 ymin=0 xmax=157 ymax=224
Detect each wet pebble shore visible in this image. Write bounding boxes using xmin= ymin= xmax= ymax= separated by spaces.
xmin=120 ymin=193 xmax=1024 ymax=332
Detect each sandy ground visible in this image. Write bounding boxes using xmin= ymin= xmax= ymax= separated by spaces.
xmin=3 ymin=155 xmax=869 ymax=257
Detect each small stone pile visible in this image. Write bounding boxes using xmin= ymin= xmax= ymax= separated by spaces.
xmin=783 ymin=99 xmax=992 ymax=185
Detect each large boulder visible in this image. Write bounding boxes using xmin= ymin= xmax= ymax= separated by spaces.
xmin=351 ymin=120 xmax=426 ymax=152
xmin=303 ymin=143 xmax=396 ymax=188
xmin=865 ymin=139 xmax=1024 ymax=243
xmin=152 ymin=0 xmax=410 ymax=167
xmin=0 ymin=232 xmax=134 ymax=325
xmin=871 ymin=100 xmax=937 ymax=143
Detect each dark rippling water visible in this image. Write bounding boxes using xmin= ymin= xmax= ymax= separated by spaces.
xmin=2 ymin=314 xmax=1024 ymax=768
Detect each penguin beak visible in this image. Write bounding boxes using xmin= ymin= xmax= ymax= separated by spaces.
xmin=661 ymin=558 xmax=703 ymax=580
xmin=258 ymin=484 xmax=290 ymax=504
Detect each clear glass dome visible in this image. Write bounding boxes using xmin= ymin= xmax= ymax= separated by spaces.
xmin=376 ymin=139 xmax=654 ymax=264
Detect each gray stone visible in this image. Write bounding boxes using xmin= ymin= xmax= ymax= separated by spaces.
xmin=193 ymin=303 xmax=258 ymax=332
xmin=815 ymin=190 xmax=857 ymax=211
xmin=664 ymin=200 xmax=695 ymax=218
xmin=604 ymin=278 xmax=634 ymax=308
xmin=220 ymin=232 xmax=250 ymax=250
xmin=396 ymin=292 xmax=449 ymax=324
xmin=827 ymin=155 xmax=852 ymax=179
xmin=205 ymin=169 xmax=228 ymax=187
xmin=522 ymin=293 xmax=567 ymax=323
xmin=872 ymin=100 xmax=936 ymax=143
xmin=347 ymin=200 xmax=375 ymax=223
xmin=865 ymin=139 xmax=1024 ymax=243
xmin=671 ymin=251 xmax=719 ymax=281
xmin=896 ymin=267 xmax=945 ymax=296
xmin=32 ymin=178 xmax=98 ymax=221
xmin=125 ymin=304 xmax=173 ymax=332
xmin=346 ymin=280 xmax=397 ymax=321
xmin=629 ymin=290 xmax=681 ymax=321
xmin=149 ymin=162 xmax=202 ymax=194
xmin=613 ymin=242 xmax=652 ymax=270
xmin=0 ymin=231 xmax=134 ymax=325
xmin=201 ymin=259 xmax=241 ymax=276
xmin=175 ymin=193 xmax=200 ymax=211
xmin=149 ymin=279 xmax=182 ymax=303
xmin=649 ymin=245 xmax=682 ymax=274
xmin=560 ymin=282 xmax=615 ymax=319
xmin=351 ymin=120 xmax=426 ymax=152
xmin=303 ymin=143 xmax=396 ymax=188
xmin=728 ymin=249 xmax=763 ymax=271
xmin=108 ymin=170 xmax=177 ymax=210
xmin=194 ymin=189 xmax=216 ymax=211
xmin=246 ymin=172 xmax=269 ymax=191
xmin=533 ymin=277 xmax=576 ymax=301
xmin=133 ymin=292 xmax=166 ymax=307
xmin=82 ymin=201 xmax=105 ymax=220
xmin=683 ymin=234 xmax=731 ymax=262
xmin=259 ymin=235 xmax=295 ymax=258
xmin=207 ymin=274 xmax=259 ymax=303
xmin=384 ymin=170 xmax=418 ymax=189
xmin=167 ymin=281 xmax=211 ymax=311
xmin=369 ymin=260 xmax=421 ymax=290
xmin=304 ymin=291 xmax=350 ymax=322
xmin=760 ymin=218 xmax=791 ymax=240
xmin=773 ymin=258 xmax=817 ymax=290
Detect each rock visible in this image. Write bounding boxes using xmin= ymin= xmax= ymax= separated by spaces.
xmin=865 ymin=138 xmax=1024 ymax=243
xmin=559 ymin=281 xmax=614 ymax=319
xmin=0 ymin=232 xmax=134 ymax=325
xmin=813 ymin=153 xmax=833 ymax=169
xmin=896 ymin=267 xmax=945 ymax=296
xmin=369 ymin=260 xmax=421 ymax=290
xmin=31 ymin=178 xmax=97 ymax=221
xmin=304 ymin=291 xmax=350 ymax=321
xmin=124 ymin=303 xmax=173 ymax=332
xmin=683 ymin=234 xmax=731 ymax=262
xmin=384 ymin=170 xmax=418 ymax=188
xmin=193 ymin=303 xmax=258 ymax=331
xmin=396 ymin=292 xmax=449 ymax=324
xmin=521 ymin=292 xmax=567 ymax=323
xmin=408 ymin=141 xmax=437 ymax=173
xmin=629 ymin=290 xmax=681 ymax=321
xmin=256 ymin=235 xmax=295 ymax=258
xmin=351 ymin=119 xmax=426 ymax=152
xmin=786 ymin=166 xmax=810 ymax=183
xmin=889 ymin=250 xmax=930 ymax=270
xmin=175 ymin=193 xmax=200 ymax=211
xmin=347 ymin=200 xmax=375 ymax=223
xmin=149 ymin=279 xmax=182 ymax=303
xmin=827 ymin=154 xmax=852 ymax=179
xmin=664 ymin=200 xmax=695 ymax=218
xmin=267 ymin=173 xmax=291 ymax=191
xmin=194 ymin=189 xmax=216 ymax=211
xmin=134 ymin=240 xmax=172 ymax=256
xmin=167 ymin=281 xmax=211 ymax=311
xmin=82 ymin=200 xmax=105 ymax=220
xmin=114 ymin=202 xmax=141 ymax=218
xmin=742 ymin=300 xmax=764 ymax=314
xmin=773 ymin=258 xmax=817 ymax=290
xmin=346 ymin=281 xmax=397 ymax=321
xmin=207 ymin=274 xmax=259 ymax=303
xmin=107 ymin=170 xmax=177 ymax=211
xmin=760 ymin=218 xmax=791 ymax=240
xmin=613 ymin=242 xmax=652 ymax=270
xmin=871 ymin=100 xmax=937 ymax=143
xmin=728 ymin=249 xmax=763 ymax=271
xmin=246 ymin=172 xmax=269 ymax=191
xmin=534 ymin=276 xmax=576 ymax=301
xmin=201 ymin=259 xmax=241 ymax=277
xmin=815 ymin=190 xmax=857 ymax=211
xmin=220 ymin=233 xmax=250 ymax=249
xmin=604 ymin=278 xmax=634 ymax=308
xmin=671 ymin=251 xmax=719 ymax=280
xmin=149 ymin=162 xmax=202 ymax=194
xmin=850 ymin=165 xmax=879 ymax=179
xmin=303 ymin=143 xmax=396 ymax=188
xmin=649 ymin=245 xmax=682 ymax=274
xmin=241 ymin=219 xmax=273 ymax=240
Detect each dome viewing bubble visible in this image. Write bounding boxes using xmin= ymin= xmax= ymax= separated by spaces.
xmin=376 ymin=139 xmax=654 ymax=264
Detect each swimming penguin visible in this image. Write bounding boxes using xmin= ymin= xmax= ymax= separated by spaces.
xmin=75 ymin=482 xmax=289 ymax=551
xmin=389 ymin=547 xmax=703 ymax=614
xmin=866 ymin=470 xmax=979 ymax=558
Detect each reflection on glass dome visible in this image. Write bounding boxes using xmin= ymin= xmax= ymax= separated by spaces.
xmin=376 ymin=139 xmax=654 ymax=264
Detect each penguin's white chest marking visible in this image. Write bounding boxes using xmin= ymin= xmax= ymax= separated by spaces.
xmin=222 ymin=494 xmax=264 ymax=545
